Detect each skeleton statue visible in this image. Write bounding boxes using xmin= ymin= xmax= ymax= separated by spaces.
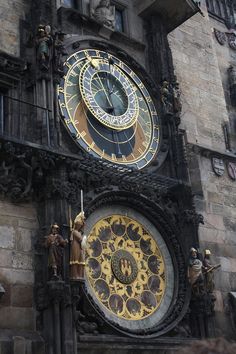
xmin=203 ymin=249 xmax=221 ymax=293
xmin=188 ymin=247 xmax=204 ymax=295
xmin=90 ymin=0 xmax=115 ymax=29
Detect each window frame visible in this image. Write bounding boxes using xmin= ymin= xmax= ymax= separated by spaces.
xmin=111 ymin=0 xmax=129 ymax=34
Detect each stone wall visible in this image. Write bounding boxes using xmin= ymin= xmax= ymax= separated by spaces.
xmin=0 ymin=201 xmax=38 ymax=332
xmin=168 ymin=3 xmax=228 ymax=151
xmin=0 ymin=0 xmax=29 ymax=57
xmin=169 ymin=1 xmax=236 ymax=338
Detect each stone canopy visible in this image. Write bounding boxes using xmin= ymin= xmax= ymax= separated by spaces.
xmin=134 ymin=0 xmax=200 ymax=33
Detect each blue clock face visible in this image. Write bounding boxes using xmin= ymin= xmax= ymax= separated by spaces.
xmin=58 ymin=49 xmax=161 ymax=170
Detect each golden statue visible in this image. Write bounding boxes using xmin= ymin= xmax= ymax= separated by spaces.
xmin=70 ymin=211 xmax=87 ymax=280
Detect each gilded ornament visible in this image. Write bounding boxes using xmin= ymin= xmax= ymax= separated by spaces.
xmin=85 ymin=215 xmax=166 ymax=321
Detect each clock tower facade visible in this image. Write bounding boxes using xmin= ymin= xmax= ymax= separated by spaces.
xmin=0 ymin=1 xmax=235 ymax=353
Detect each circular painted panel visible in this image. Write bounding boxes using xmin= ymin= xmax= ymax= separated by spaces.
xmin=85 ymin=206 xmax=174 ymax=332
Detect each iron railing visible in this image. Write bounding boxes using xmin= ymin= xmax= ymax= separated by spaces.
xmin=0 ymin=95 xmax=53 ymax=147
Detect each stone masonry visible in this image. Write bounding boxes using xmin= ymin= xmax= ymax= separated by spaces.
xmin=169 ymin=0 xmax=236 ymax=338
xmin=0 ymin=0 xmax=29 ymax=56
xmin=0 ymin=201 xmax=38 ymax=332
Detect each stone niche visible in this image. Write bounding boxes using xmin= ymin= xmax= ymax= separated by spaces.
xmin=134 ymin=0 xmax=199 ymax=33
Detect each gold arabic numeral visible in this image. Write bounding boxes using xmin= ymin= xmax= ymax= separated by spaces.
xmin=95 ymin=50 xmax=101 ymax=57
xmin=60 ymin=103 xmax=66 ymax=109
xmin=146 ymin=96 xmax=152 ymax=103
xmin=154 ymin=125 xmax=159 ymax=131
xmin=112 ymin=154 xmax=117 ymax=162
xmin=122 ymin=155 xmax=127 ymax=162
xmin=58 ymin=87 xmax=64 ymax=94
xmin=65 ymin=118 xmax=72 ymax=125
xmin=76 ymin=130 xmax=86 ymax=139
xmin=87 ymin=141 xmax=95 ymax=152
xmin=139 ymin=83 xmax=144 ymax=89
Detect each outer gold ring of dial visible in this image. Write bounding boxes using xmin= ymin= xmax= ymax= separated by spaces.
xmin=58 ymin=49 xmax=161 ymax=170
xmin=79 ymin=59 xmax=139 ymax=130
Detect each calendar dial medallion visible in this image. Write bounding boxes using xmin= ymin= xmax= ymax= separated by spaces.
xmin=85 ymin=215 xmax=166 ymax=322
xmin=58 ymin=49 xmax=161 ymax=170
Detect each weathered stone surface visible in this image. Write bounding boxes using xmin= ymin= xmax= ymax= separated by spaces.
xmin=11 ymin=285 xmax=33 ymax=308
xmin=201 ymin=213 xmax=225 ymax=231
xmin=0 ymin=282 xmax=11 ymax=307
xmin=0 ymin=1 xmax=29 ymax=57
xmin=0 ymin=226 xmax=15 ymax=249
xmin=211 ymin=203 xmax=224 ymax=215
xmin=214 ymin=290 xmax=224 ymax=312
xmin=214 ymin=271 xmax=230 ymax=291
xmin=0 ymin=202 xmax=37 ymax=220
xmin=13 ymin=336 xmax=26 ymax=354
xmin=223 ymin=217 xmax=236 ymax=233
xmin=199 ymin=227 xmax=226 ymax=245
xmin=12 ymin=252 xmax=33 ymax=270
xmin=219 ymin=257 xmax=236 ymax=273
xmin=0 ymin=307 xmax=35 ymax=331
xmin=16 ymin=229 xmax=32 ymax=252
xmin=0 ymin=268 xmax=34 ymax=285
xmin=0 ymin=249 xmax=13 ymax=268
xmin=229 ymin=273 xmax=236 ymax=289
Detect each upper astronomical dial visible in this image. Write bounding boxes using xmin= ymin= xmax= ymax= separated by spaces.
xmin=58 ymin=49 xmax=161 ymax=170
xmin=79 ymin=58 xmax=139 ymax=130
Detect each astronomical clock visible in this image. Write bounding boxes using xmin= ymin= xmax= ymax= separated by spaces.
xmin=58 ymin=44 xmax=185 ymax=338
xmin=58 ymin=48 xmax=161 ymax=170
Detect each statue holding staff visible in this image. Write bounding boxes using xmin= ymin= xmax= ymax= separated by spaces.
xmin=70 ymin=190 xmax=87 ymax=280
xmin=44 ymin=223 xmax=68 ymax=279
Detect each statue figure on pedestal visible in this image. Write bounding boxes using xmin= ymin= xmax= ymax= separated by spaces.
xmin=90 ymin=0 xmax=115 ymax=29
xmin=44 ymin=223 xmax=68 ymax=279
xmin=203 ymin=249 xmax=221 ymax=293
xmin=36 ymin=24 xmax=52 ymax=71
xmin=160 ymin=80 xmax=173 ymax=116
xmin=188 ymin=247 xmax=204 ymax=295
xmin=70 ymin=212 xmax=87 ymax=280
xmin=54 ymin=31 xmax=67 ymax=77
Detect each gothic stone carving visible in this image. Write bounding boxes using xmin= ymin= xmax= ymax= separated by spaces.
xmin=90 ymin=0 xmax=115 ymax=30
